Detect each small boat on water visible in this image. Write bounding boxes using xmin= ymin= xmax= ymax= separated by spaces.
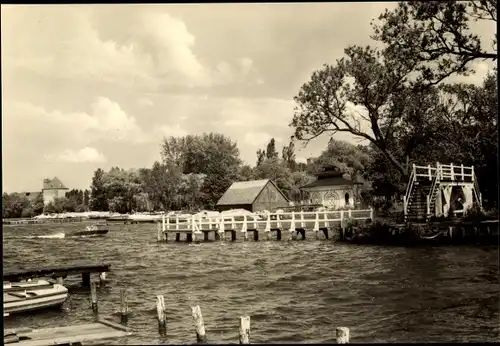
xmin=71 ymin=224 xmax=109 ymax=237
xmin=3 ymin=280 xmax=68 ymax=315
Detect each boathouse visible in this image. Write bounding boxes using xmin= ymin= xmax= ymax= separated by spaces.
xmin=299 ymin=166 xmax=362 ymax=209
xmin=215 ymin=179 xmax=289 ymax=213
xmin=42 ymin=177 xmax=69 ymax=205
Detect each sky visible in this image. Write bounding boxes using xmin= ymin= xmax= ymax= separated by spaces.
xmin=1 ymin=3 xmax=495 ymax=193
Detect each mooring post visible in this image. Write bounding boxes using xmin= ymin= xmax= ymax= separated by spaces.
xmin=336 ymin=327 xmax=350 ymax=344
xmin=157 ymin=222 xmax=162 ymax=242
xmin=99 ymin=272 xmax=106 ymax=286
xmin=191 ymin=305 xmax=208 ymax=343
xmin=157 ymin=295 xmax=167 ymax=336
xmin=120 ymin=288 xmax=128 ymax=324
xmin=239 ymin=316 xmax=250 ymax=344
xmin=82 ymin=273 xmax=91 ymax=287
xmin=90 ymin=281 xmax=98 ymax=314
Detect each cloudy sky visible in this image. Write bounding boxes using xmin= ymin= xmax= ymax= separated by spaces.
xmin=2 ymin=4 xmax=495 ymax=193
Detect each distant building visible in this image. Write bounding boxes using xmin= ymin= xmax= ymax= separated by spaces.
xmin=216 ymin=179 xmax=289 ymax=212
xmin=299 ymin=166 xmax=362 ymax=209
xmin=42 ymin=177 xmax=69 ymax=205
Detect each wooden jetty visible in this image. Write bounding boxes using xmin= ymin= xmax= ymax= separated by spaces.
xmin=3 ymin=218 xmax=87 ymax=225
xmin=3 ymin=264 xmax=110 ymax=287
xmin=3 ymin=318 xmax=131 ymax=346
xmin=156 ymin=209 xmax=373 ymax=242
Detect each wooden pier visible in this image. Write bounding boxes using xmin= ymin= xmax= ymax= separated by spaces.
xmin=156 ymin=209 xmax=373 ymax=242
xmin=3 ymin=264 xmax=110 ymax=287
xmin=4 ymin=318 xmax=131 ymax=346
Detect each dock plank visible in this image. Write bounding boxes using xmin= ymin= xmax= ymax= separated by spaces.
xmin=3 ymin=264 xmax=111 ymax=282
xmin=4 ymin=320 xmax=131 ymax=346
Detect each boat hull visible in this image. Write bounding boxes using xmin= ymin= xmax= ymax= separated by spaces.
xmin=3 ymin=281 xmax=68 ymax=315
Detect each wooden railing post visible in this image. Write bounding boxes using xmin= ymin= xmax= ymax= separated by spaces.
xmin=471 ymin=166 xmax=475 ymax=182
xmin=460 ymin=164 xmax=464 ymax=181
xmin=176 ymin=215 xmax=179 ymax=231
xmin=162 ymin=213 xmax=166 ymax=233
xmin=428 ymin=165 xmax=432 ymax=180
xmin=450 ymin=163 xmax=454 ymax=180
xmin=300 ymin=210 xmax=305 ymax=228
xmin=369 ymin=207 xmax=373 ymax=220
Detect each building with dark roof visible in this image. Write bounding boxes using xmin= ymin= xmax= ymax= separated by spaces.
xmin=215 ymin=179 xmax=289 ymax=212
xmin=299 ymin=165 xmax=362 ymax=209
xmin=42 ymin=177 xmax=69 ymax=205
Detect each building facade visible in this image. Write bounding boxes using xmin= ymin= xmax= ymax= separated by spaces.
xmin=299 ymin=166 xmax=362 ymax=209
xmin=216 ymin=179 xmax=289 ymax=212
xmin=42 ymin=177 xmax=69 ymax=205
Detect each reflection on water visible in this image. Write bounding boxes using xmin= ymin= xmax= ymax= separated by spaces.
xmin=3 ymin=223 xmax=499 ymax=344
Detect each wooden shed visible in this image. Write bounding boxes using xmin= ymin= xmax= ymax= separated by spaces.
xmin=215 ymin=179 xmax=289 ymax=212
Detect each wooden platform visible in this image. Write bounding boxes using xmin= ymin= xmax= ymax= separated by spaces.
xmin=4 ymin=318 xmax=131 ymax=346
xmin=3 ymin=264 xmax=110 ymax=285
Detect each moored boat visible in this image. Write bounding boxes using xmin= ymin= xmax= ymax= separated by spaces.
xmin=3 ymin=280 xmax=68 ymax=315
xmin=71 ymin=224 xmax=109 ymax=237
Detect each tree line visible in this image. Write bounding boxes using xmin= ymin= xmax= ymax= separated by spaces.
xmin=3 ymin=1 xmax=497 ymax=218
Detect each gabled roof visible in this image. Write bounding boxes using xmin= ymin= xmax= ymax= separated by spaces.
xmin=216 ymin=179 xmax=289 ymax=206
xmin=43 ymin=177 xmax=68 ymax=190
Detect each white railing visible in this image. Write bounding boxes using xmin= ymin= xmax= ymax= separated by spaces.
xmin=159 ymin=209 xmax=374 ymax=235
xmin=413 ymin=163 xmax=475 ymax=182
xmin=404 ymin=164 xmax=417 ymax=217
xmin=427 ymin=162 xmax=441 ymax=216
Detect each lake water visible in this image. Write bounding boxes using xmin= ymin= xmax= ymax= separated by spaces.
xmin=3 ymin=222 xmax=499 ymax=344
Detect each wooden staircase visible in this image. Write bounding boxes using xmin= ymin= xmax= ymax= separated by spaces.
xmin=404 ymin=163 xmax=482 ymax=222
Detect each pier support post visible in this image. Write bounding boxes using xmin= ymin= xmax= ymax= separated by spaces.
xmin=276 ymin=229 xmax=282 ymax=241
xmin=99 ymin=272 xmax=106 ymax=286
xmin=215 ymin=231 xmax=220 ymax=241
xmin=322 ymin=228 xmax=329 ymax=240
xmin=90 ymin=281 xmax=98 ymax=314
xmin=191 ymin=305 xmax=207 ymax=343
xmin=203 ymin=231 xmax=209 ymax=241
xmin=176 ymin=233 xmax=181 ymax=242
xmin=336 ymin=327 xmax=350 ymax=344
xmin=239 ymin=316 xmax=250 ymax=344
xmin=157 ymin=295 xmax=167 ymax=336
xmin=186 ymin=233 xmax=193 ymax=242
xmin=120 ymin=288 xmax=128 ymax=324
xmin=254 ymin=230 xmax=259 ymax=241
xmin=82 ymin=273 xmax=91 ymax=288
xmin=157 ymin=222 xmax=162 ymax=242
xmin=231 ymin=230 xmax=237 ymax=241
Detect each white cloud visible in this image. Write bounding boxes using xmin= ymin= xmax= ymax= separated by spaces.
xmin=50 ymin=147 xmax=107 ymax=163
xmin=243 ymin=131 xmax=273 ymax=147
xmin=4 ymin=97 xmax=147 ymax=149
xmin=2 ymin=7 xmax=262 ymax=89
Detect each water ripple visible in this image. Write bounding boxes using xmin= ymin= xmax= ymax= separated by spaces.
xmin=3 ymin=223 xmax=499 ymax=343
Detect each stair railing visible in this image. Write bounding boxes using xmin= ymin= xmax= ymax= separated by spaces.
xmin=404 ymin=164 xmax=417 ymax=217
xmin=427 ymin=162 xmax=441 ymax=218
xmin=471 ymin=166 xmax=483 ymax=211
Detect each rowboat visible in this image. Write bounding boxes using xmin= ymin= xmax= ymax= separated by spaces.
xmin=3 ymin=280 xmax=68 ymax=315
xmin=70 ymin=224 xmax=109 ymax=237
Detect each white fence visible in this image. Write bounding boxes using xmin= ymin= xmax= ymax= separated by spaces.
xmin=159 ymin=209 xmax=374 ymax=235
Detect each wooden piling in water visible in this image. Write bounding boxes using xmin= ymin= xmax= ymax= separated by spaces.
xmin=157 ymin=222 xmax=162 ymax=242
xmin=191 ymin=305 xmax=207 ymax=343
xmin=231 ymin=230 xmax=237 ymax=241
xmin=336 ymin=327 xmax=350 ymax=344
xmin=204 ymin=231 xmax=209 ymax=241
xmin=187 ymin=233 xmax=193 ymax=242
xmin=90 ymin=281 xmax=98 ymax=313
xmin=120 ymin=288 xmax=128 ymax=324
xmin=276 ymin=229 xmax=282 ymax=241
xmin=239 ymin=316 xmax=250 ymax=344
xmin=157 ymin=295 xmax=167 ymax=336
xmin=254 ymin=230 xmax=259 ymax=241
xmin=176 ymin=233 xmax=181 ymax=242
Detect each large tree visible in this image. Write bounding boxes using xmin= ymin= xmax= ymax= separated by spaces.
xmin=90 ymin=168 xmax=108 ymax=211
xmin=372 ymin=1 xmax=497 ymax=87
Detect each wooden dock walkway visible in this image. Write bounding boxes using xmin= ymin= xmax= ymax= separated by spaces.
xmin=3 ymin=264 xmax=111 ymax=287
xmin=4 ymin=318 xmax=131 ymax=346
xmin=156 ymin=209 xmax=373 ymax=242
